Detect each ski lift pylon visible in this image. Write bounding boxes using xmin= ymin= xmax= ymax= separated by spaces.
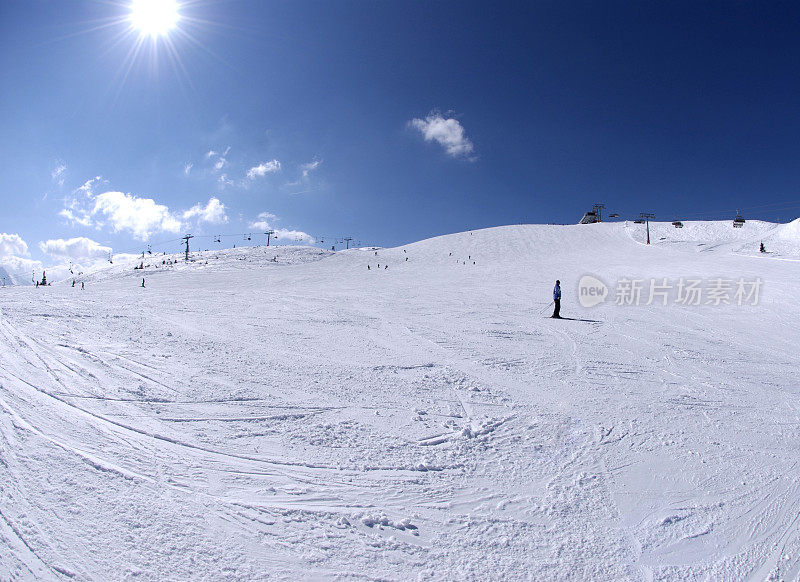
xmin=733 ymin=210 xmax=745 ymax=228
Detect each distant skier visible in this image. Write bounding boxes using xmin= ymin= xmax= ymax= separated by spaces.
xmin=552 ymin=280 xmax=562 ymax=319
xmin=760 ymin=241 xmax=766 ymax=253
xmin=72 ymin=280 xmax=75 ymax=287
xmin=141 ymin=278 xmax=146 ymax=288
xmin=81 ymin=282 xmax=84 ymax=290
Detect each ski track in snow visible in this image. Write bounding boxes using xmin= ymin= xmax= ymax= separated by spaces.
xmin=0 ymin=221 xmax=799 ymax=580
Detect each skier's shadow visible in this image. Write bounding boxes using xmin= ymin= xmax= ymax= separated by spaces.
xmin=553 ymin=316 xmax=602 ymax=323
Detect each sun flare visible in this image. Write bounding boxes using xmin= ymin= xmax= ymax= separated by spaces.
xmin=129 ymin=0 xmax=180 ymax=38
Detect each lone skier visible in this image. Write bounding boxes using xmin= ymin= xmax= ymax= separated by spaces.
xmin=552 ymin=280 xmax=562 ymax=319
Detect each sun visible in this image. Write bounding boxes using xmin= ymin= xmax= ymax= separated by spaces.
xmin=129 ymin=0 xmax=180 ymax=38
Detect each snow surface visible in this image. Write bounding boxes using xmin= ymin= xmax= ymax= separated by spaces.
xmin=1 ymin=220 xmax=799 ymax=580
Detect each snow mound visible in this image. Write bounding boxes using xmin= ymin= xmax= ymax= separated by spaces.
xmin=64 ymin=244 xmax=334 ymax=286
xmin=625 ymin=218 xmax=800 ymax=258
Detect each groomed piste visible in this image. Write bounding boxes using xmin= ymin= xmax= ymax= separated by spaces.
xmin=1 ymin=219 xmax=799 ymax=580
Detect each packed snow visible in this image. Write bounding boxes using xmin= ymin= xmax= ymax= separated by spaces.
xmin=1 ymin=219 xmax=799 ymax=580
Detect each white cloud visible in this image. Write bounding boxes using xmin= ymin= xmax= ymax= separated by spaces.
xmin=0 ymin=255 xmax=42 ymax=285
xmin=0 ymin=233 xmax=29 ymax=257
xmin=246 ymin=212 xmax=314 ymax=244
xmin=273 ymin=229 xmax=315 ymax=243
xmin=59 ymin=208 xmax=93 ymax=227
xmin=92 ymin=191 xmax=182 ymax=241
xmin=182 ymin=197 xmax=228 ymax=224
xmin=59 ymin=176 xmax=104 ymax=227
xmin=184 ymin=163 xmax=193 ymax=176
xmin=248 ymin=211 xmax=278 ymax=231
xmin=38 ymin=237 xmax=112 ymax=262
xmin=409 ymin=112 xmax=476 ymax=160
xmin=51 ymin=161 xmax=67 ymax=186
xmin=247 ymin=160 xmax=281 ymax=179
xmin=0 ymin=233 xmax=111 ymax=286
xmin=59 ymin=176 xmax=230 ymax=241
xmin=0 ymin=233 xmax=41 ymax=285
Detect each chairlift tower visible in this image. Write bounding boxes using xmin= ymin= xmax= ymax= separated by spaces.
xmin=640 ymin=213 xmax=656 ymax=244
xmin=344 ymin=236 xmax=353 ymax=249
xmin=182 ymin=234 xmax=194 ymax=261
xmin=592 ymin=204 xmax=605 ymax=222
xmin=264 ymin=230 xmax=275 ymax=246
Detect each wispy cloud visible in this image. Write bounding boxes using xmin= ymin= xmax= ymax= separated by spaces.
xmin=288 ymin=188 xmax=321 ymax=196
xmin=409 ymin=111 xmax=476 ymax=160
xmin=76 ymin=176 xmax=104 ymax=197
xmin=300 ymin=159 xmax=321 ymax=178
xmin=51 ymin=161 xmax=67 ymax=187
xmin=217 ymin=174 xmax=234 ymax=189
xmin=59 ymin=208 xmax=93 ymax=227
xmin=205 ymin=146 xmax=231 ymax=173
xmin=285 ymin=158 xmax=322 ymax=189
xmin=247 ymin=159 xmax=281 ymax=179
xmin=184 ymin=162 xmax=193 ymax=176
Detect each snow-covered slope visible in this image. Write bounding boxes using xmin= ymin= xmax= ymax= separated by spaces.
xmin=625 ymin=218 xmax=800 ymax=258
xmin=1 ymin=220 xmax=799 ymax=580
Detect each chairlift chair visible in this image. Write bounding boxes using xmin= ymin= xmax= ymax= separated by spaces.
xmin=633 ymin=219 xmax=644 ymax=224
xmin=733 ymin=210 xmax=745 ymax=228
xmin=672 ymin=220 xmax=684 ymax=228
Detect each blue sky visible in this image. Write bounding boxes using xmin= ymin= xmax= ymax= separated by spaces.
xmin=2 ymin=0 xmax=800 ymax=282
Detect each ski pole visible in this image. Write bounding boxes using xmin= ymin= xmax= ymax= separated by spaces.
xmin=540 ymin=300 xmax=554 ymax=315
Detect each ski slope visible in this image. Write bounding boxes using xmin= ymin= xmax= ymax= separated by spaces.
xmin=1 ymin=219 xmax=799 ymax=580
